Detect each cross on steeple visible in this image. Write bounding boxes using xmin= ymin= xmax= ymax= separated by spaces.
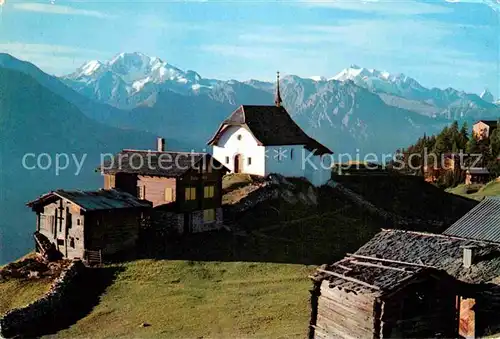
xmin=275 ymin=71 xmax=283 ymax=107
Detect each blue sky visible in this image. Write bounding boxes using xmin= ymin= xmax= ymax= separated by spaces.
xmin=0 ymin=0 xmax=498 ymax=97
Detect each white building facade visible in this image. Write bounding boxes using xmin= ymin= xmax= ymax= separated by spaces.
xmin=208 ymin=104 xmax=333 ymax=187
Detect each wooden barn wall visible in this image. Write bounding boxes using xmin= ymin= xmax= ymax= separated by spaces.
xmin=473 ymin=287 xmax=500 ymax=337
xmin=137 ymin=175 xmax=176 ymax=207
xmin=380 ymin=278 xmax=458 ymax=338
xmin=38 ymin=198 xmax=85 ymax=260
xmin=85 ymin=209 xmax=142 ymax=256
xmin=314 ymin=280 xmax=376 ymax=339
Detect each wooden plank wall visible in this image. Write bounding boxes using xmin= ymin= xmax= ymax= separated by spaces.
xmin=380 ymin=278 xmax=458 ymax=338
xmin=315 ymin=281 xmax=376 ymax=339
xmin=86 ymin=209 xmax=141 ymax=256
xmin=38 ymin=198 xmax=85 ymax=259
xmin=137 ymin=176 xmax=176 ymax=207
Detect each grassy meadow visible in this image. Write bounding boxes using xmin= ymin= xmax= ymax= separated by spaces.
xmin=447 ymin=180 xmax=500 ymax=200
xmin=50 ymin=260 xmax=313 ymax=339
xmin=0 ymin=278 xmax=52 ymax=315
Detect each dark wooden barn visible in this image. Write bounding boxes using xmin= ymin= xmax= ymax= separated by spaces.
xmin=311 ymin=229 xmax=500 ymax=338
xmin=98 ymin=138 xmax=229 ymax=234
xmin=27 ymin=189 xmax=151 ymax=264
xmin=309 ymin=254 xmax=460 ymax=339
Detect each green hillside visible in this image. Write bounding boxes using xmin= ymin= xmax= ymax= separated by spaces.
xmin=0 ymin=279 xmax=51 ymax=316
xmin=51 ymin=261 xmax=312 ymax=339
xmin=447 ymin=180 xmax=500 ymax=200
xmin=1 ymin=176 xmax=477 ymax=338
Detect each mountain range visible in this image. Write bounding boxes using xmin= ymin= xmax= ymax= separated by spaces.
xmin=0 ymin=52 xmax=498 ymax=263
xmin=61 ymin=52 xmax=498 ymax=155
xmin=0 ymin=55 xmax=182 ymax=263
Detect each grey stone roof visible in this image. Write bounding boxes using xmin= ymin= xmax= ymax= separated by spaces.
xmin=98 ymin=150 xmax=227 ymax=177
xmin=443 ymin=197 xmax=500 ymax=243
xmin=311 ymin=254 xmax=454 ymax=297
xmin=351 ymin=229 xmax=500 ymax=285
xmin=207 ymin=105 xmax=333 ymax=155
xmin=27 ymin=189 xmax=151 ymax=211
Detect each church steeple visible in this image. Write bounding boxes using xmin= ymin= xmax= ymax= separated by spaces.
xmin=275 ymin=71 xmax=283 ymax=107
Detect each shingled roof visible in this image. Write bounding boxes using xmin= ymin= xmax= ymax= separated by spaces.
xmin=27 ymin=189 xmax=151 ymax=211
xmin=311 ymin=253 xmax=453 ymax=296
xmin=443 ymin=197 xmax=500 ymax=243
xmin=98 ymin=150 xmax=228 ymax=177
xmin=207 ymin=105 xmax=333 ymax=155
xmin=351 ymin=229 xmax=500 ymax=285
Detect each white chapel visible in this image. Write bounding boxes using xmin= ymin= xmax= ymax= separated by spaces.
xmin=207 ymin=72 xmax=333 ymax=186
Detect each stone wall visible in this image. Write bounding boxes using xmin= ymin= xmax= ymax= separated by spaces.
xmin=0 ymin=260 xmax=86 ymax=338
xmin=191 ymin=208 xmax=223 ymax=233
xmin=152 ymin=210 xmax=184 ymax=234
xmin=153 ymin=209 xmax=224 ymax=234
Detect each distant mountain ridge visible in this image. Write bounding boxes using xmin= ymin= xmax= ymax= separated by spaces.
xmin=0 ymin=53 xmax=497 ymax=263
xmin=2 ymin=52 xmax=499 ymax=156
xmin=0 ymin=61 xmax=183 ymax=264
xmin=63 ymin=52 xmax=215 ymax=109
xmin=62 ymin=54 xmax=498 ymax=121
xmin=60 ymin=52 xmax=495 ymax=154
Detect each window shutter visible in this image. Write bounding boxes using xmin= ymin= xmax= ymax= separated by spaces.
xmin=165 ymin=187 xmax=173 ymax=201
xmin=203 ymin=209 xmax=216 ymax=222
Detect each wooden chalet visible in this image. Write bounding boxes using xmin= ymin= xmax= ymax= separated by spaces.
xmin=98 ymin=138 xmax=229 ymax=234
xmin=465 ymin=167 xmax=490 ymax=185
xmin=310 ymin=229 xmax=500 ymax=339
xmin=473 ymin=120 xmax=498 ymax=140
xmin=27 ymin=189 xmax=151 ymax=264
xmin=309 ymin=256 xmax=459 ymax=338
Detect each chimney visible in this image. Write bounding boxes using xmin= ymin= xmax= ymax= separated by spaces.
xmin=462 ymin=246 xmax=475 ymax=268
xmin=157 ymin=137 xmax=165 ymax=152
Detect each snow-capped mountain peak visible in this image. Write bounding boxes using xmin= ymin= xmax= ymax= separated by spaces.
xmin=329 ymin=65 xmax=430 ymax=98
xmin=63 ymin=52 xmax=210 ymax=108
xmin=79 ymin=60 xmax=103 ymax=77
xmin=331 ymin=65 xmax=408 ymax=83
xmin=480 ymin=89 xmax=495 ymax=103
xmin=309 ymin=76 xmax=327 ymax=82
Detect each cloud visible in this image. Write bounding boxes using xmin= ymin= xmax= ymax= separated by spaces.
xmin=445 ymin=0 xmax=500 ymax=11
xmin=299 ymin=0 xmax=452 ymax=15
xmin=0 ymin=42 xmax=111 ymax=75
xmin=12 ymin=3 xmax=113 ymax=18
xmin=201 ymin=16 xmax=497 ymax=94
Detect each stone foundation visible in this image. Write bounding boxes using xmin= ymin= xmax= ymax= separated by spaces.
xmin=191 ymin=208 xmax=223 ymax=233
xmin=152 ymin=210 xmax=184 ymax=234
xmin=0 ymin=260 xmax=86 ymax=338
xmin=153 ymin=208 xmax=223 ymax=234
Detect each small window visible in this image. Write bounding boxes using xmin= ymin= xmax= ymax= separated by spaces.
xmin=57 ymin=239 xmax=64 ymax=246
xmin=225 ymin=156 xmax=230 ymax=164
xmin=185 ymin=187 xmax=196 ymax=201
xmin=137 ymin=185 xmax=146 ymax=199
xmin=248 ymin=157 xmax=252 ymax=165
xmin=164 ymin=187 xmax=174 ymax=202
xmin=70 ymin=237 xmax=75 ymax=248
xmin=203 ymin=209 xmax=216 ymax=223
xmin=77 ymin=219 xmax=81 ymax=226
xmin=290 ymin=149 xmax=294 ymax=160
xmin=237 ymin=134 xmax=242 ymax=141
xmin=204 ymin=185 xmax=215 ymax=198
